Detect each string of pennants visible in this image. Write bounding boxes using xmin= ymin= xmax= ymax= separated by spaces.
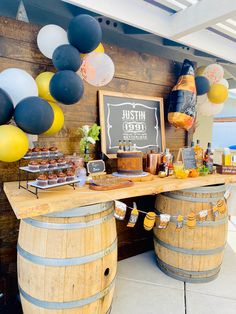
xmin=114 ymin=192 xmax=229 ymax=232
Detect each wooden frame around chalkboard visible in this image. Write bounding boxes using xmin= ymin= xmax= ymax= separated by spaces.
xmin=99 ymin=90 xmax=166 ymax=158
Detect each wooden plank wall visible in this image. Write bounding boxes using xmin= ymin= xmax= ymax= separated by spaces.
xmin=0 ymin=17 xmax=186 ymax=298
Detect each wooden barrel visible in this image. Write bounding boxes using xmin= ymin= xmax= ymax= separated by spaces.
xmin=18 ymin=201 xmax=117 ymax=314
xmin=154 ymin=184 xmax=227 ymax=283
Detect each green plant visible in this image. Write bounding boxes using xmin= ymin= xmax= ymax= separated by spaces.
xmin=78 ymin=124 xmax=101 ymax=161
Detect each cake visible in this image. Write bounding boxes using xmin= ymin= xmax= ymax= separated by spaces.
xmin=117 ymin=151 xmax=143 ymax=175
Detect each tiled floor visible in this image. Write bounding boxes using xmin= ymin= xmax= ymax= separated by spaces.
xmin=112 ymin=219 xmax=236 ymax=314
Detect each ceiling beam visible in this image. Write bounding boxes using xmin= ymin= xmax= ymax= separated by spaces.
xmin=62 ymin=0 xmax=236 ymax=64
xmin=179 ymin=29 xmax=236 ymax=64
xmin=170 ymin=0 xmax=236 ymax=39
xmin=62 ymin=0 xmax=172 ymax=37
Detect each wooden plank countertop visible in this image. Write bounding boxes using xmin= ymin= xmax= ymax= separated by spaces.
xmin=4 ymin=174 xmax=236 ymax=219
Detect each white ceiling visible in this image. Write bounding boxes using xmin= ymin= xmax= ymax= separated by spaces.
xmin=63 ymin=0 xmax=236 ymax=64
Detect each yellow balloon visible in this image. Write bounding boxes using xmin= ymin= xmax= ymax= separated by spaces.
xmin=43 ymin=102 xmax=64 ymax=135
xmin=0 ymin=125 xmax=29 ymax=162
xmin=196 ymin=66 xmax=206 ymax=76
xmin=81 ymin=43 xmax=105 ymax=58
xmin=208 ymin=83 xmax=228 ymax=104
xmin=35 ymin=72 xmax=56 ymax=102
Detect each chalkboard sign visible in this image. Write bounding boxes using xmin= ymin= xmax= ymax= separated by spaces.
xmin=87 ymin=160 xmax=106 ymax=174
xmin=181 ymin=148 xmax=197 ymax=169
xmin=99 ymin=91 xmax=165 ymax=158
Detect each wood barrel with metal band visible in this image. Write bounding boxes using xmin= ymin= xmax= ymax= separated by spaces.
xmin=153 ymin=184 xmax=227 ymax=283
xmin=18 ymin=201 xmax=117 ymax=314
xmin=117 ymin=152 xmax=143 ymax=175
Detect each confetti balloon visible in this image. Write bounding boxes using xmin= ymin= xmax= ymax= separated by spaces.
xmin=203 ymin=64 xmax=224 ymax=84
xmin=80 ymin=52 xmax=115 ymax=87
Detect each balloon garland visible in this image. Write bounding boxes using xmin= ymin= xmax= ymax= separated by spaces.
xmin=195 ymin=64 xmax=229 ymax=116
xmin=0 ymin=14 xmax=115 ymax=162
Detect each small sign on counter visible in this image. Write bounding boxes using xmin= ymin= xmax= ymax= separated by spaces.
xmin=87 ymin=160 xmax=106 ymax=175
xmin=177 ymin=148 xmax=197 ymax=169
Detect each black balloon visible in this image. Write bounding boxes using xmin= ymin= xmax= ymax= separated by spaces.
xmin=52 ymin=44 xmax=81 ymax=72
xmin=14 ymin=97 xmax=54 ymax=134
xmin=49 ymin=70 xmax=84 ymax=105
xmin=0 ymin=88 xmax=14 ymax=125
xmin=67 ymin=14 xmax=102 ymax=53
xmin=195 ymin=76 xmax=210 ymax=95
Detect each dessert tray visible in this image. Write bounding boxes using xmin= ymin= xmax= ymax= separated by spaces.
xmin=27 ymin=179 xmax=80 ymax=198
xmin=89 ymin=177 xmax=133 ymax=191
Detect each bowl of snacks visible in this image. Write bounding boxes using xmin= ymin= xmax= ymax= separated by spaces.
xmin=198 ymin=165 xmax=209 ymax=176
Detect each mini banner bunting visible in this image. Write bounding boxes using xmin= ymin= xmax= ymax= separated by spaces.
xmin=186 ymin=212 xmax=196 ymax=229
xmin=224 ymin=189 xmax=231 ymax=200
xmin=158 ymin=214 xmax=171 ymax=229
xmin=216 ymin=199 xmax=226 ymax=214
xmin=176 ymin=215 xmax=184 ymax=229
xmin=212 ymin=204 xmax=219 ymax=219
xmin=127 ymin=202 xmax=139 ymax=228
xmin=144 ymin=212 xmax=156 ymax=231
xmin=114 ymin=200 xmax=127 ymax=220
xmin=199 ymin=210 xmax=208 ymax=222
xmin=113 ymin=199 xmax=226 ymax=231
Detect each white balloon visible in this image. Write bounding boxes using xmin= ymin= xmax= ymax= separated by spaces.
xmin=203 ymin=64 xmax=224 ymax=84
xmin=218 ymin=78 xmax=229 ymax=88
xmin=198 ymin=99 xmax=224 ymax=116
xmin=80 ymin=52 xmax=115 ymax=87
xmin=0 ymin=68 xmax=38 ymax=107
xmin=197 ymin=94 xmax=208 ymax=106
xmin=37 ymin=24 xmax=69 ymax=59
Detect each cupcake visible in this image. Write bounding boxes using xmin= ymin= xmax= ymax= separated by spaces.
xmin=48 ymin=159 xmax=57 ymax=168
xmin=57 ymin=172 xmax=66 ymax=183
xmin=66 ymin=170 xmax=75 ymax=182
xmin=48 ymin=174 xmax=58 ymax=185
xmin=41 ymin=147 xmax=49 ymax=156
xmin=49 ymin=146 xmax=58 ymax=155
xmin=32 ymin=147 xmax=41 ymax=156
xmin=28 ymin=161 xmax=39 ymax=171
xmin=36 ymin=174 xmax=48 ymax=186
xmin=39 ymin=160 xmax=49 ymax=170
xmin=57 ymin=158 xmax=67 ymax=167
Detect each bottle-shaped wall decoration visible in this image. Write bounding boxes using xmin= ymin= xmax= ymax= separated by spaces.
xmin=168 ymin=59 xmax=196 ymax=131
